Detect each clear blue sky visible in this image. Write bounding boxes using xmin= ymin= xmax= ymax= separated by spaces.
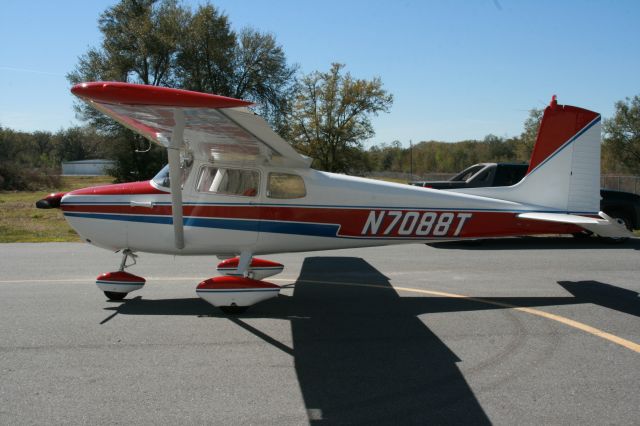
xmin=1 ymin=0 xmax=638 ymax=146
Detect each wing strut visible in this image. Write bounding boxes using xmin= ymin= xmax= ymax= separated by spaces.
xmin=168 ymin=110 xmax=185 ymax=249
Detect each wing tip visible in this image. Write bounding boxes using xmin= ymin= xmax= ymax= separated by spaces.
xmin=71 ymin=81 xmax=253 ymax=109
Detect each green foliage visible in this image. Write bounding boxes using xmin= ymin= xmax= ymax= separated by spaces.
xmin=519 ymin=108 xmax=543 ymax=160
xmin=230 ymin=28 xmax=298 ymax=136
xmin=0 ymin=126 xmax=110 ymax=190
xmin=176 ymin=4 xmax=235 ymax=93
xmin=603 ymin=95 xmax=640 ymax=174
xmin=363 ymin=109 xmax=541 ymax=177
xmin=67 ymin=0 xmax=297 ymax=181
xmin=289 ymin=63 xmax=393 ymax=173
xmin=104 ymin=133 xmax=167 ymax=182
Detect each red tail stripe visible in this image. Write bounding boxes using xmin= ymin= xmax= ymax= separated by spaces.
xmin=527 ymin=100 xmax=599 ymax=174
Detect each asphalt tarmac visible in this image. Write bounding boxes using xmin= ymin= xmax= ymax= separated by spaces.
xmin=1 ymin=238 xmax=639 ymax=425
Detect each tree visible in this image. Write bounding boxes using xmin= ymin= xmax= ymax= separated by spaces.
xmin=289 ymin=63 xmax=393 ymax=173
xmin=68 ymin=0 xmax=297 ymax=181
xmin=518 ymin=108 xmax=543 ymax=161
xmin=98 ymin=0 xmax=188 ymax=86
xmin=603 ymin=95 xmax=640 ymax=174
xmin=0 ymin=127 xmax=61 ymax=190
xmin=229 ymin=28 xmax=297 ymax=136
xmin=176 ymin=4 xmax=235 ymax=93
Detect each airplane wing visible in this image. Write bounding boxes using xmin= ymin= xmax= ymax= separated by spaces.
xmin=71 ymin=82 xmax=311 ymax=250
xmin=71 ymin=82 xmax=311 ymax=168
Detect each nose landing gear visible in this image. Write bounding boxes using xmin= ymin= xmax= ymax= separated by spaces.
xmin=96 ymin=249 xmax=146 ymax=300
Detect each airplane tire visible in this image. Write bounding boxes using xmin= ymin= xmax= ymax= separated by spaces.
xmin=219 ymin=305 xmax=248 ymax=315
xmin=104 ymin=291 xmax=127 ymax=301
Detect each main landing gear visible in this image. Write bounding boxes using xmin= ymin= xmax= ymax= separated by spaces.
xmin=96 ymin=249 xmax=146 ymax=301
xmin=196 ymin=252 xmax=284 ymax=314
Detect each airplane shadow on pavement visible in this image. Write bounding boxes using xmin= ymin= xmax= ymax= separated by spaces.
xmin=285 ymin=257 xmax=490 ymax=424
xmin=102 ymin=258 xmax=640 ymax=424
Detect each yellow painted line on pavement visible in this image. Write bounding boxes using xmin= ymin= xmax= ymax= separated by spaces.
xmin=3 ymin=275 xmax=638 ymax=353
xmin=273 ymin=278 xmax=640 ymax=354
xmin=0 ymin=277 xmax=204 ymax=284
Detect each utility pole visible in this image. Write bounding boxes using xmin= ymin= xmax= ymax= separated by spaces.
xmin=409 ymin=139 xmax=413 ymax=180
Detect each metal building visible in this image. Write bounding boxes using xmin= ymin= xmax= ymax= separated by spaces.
xmin=61 ymin=159 xmax=115 ymax=176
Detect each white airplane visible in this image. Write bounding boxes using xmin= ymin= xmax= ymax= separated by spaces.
xmin=37 ymin=83 xmax=630 ymax=313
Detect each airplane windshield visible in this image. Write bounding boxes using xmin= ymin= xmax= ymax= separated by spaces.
xmin=152 ymin=165 xmax=171 ymax=188
xmin=152 ymin=164 xmax=191 ymax=189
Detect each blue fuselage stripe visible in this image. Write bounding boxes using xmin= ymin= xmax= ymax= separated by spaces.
xmin=64 ymin=212 xmax=339 ymax=237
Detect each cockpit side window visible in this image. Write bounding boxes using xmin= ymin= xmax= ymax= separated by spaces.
xmin=267 ymin=173 xmax=306 ymax=199
xmin=195 ymin=166 xmax=259 ymax=197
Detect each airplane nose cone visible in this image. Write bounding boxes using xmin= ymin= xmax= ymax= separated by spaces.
xmin=35 ymin=192 xmax=66 ymax=209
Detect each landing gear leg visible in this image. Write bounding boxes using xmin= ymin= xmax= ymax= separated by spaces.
xmin=236 ymin=250 xmax=253 ymax=278
xmin=119 ymin=249 xmax=137 ymax=271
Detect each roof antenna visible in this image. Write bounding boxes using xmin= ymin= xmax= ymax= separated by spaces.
xmin=550 ymin=95 xmax=558 ymax=109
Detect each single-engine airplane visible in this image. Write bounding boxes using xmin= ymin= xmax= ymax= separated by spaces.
xmin=37 ymin=83 xmax=630 ymax=313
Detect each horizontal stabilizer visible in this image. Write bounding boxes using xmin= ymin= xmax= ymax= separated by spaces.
xmin=518 ymin=212 xmax=632 ymax=238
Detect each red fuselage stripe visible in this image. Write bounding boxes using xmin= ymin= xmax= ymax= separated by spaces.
xmin=62 ymin=203 xmax=581 ymax=238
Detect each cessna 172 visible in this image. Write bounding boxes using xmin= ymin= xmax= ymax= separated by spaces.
xmin=37 ymin=82 xmax=630 ymax=313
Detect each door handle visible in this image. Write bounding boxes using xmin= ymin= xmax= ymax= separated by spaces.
xmin=130 ymin=201 xmax=155 ymax=209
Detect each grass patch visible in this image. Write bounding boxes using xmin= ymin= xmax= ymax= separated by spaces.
xmin=0 ymin=176 xmax=113 ymax=243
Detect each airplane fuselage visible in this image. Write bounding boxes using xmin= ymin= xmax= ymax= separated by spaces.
xmin=60 ymin=164 xmax=580 ymax=256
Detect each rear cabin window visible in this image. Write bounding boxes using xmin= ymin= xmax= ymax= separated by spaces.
xmin=195 ymin=166 xmax=259 ymax=197
xmin=267 ymin=173 xmax=306 ymax=199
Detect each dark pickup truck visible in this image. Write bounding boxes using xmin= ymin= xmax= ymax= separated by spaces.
xmin=410 ymin=162 xmax=640 ymax=232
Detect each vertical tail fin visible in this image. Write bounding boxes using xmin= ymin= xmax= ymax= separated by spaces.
xmin=454 ymin=96 xmax=602 ymax=213
xmin=526 ymin=95 xmax=600 ymax=175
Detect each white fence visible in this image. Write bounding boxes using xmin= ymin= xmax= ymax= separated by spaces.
xmin=601 ymin=175 xmax=640 ymax=195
